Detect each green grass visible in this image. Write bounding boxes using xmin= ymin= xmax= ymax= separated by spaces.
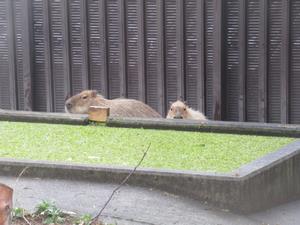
xmin=0 ymin=121 xmax=294 ymax=172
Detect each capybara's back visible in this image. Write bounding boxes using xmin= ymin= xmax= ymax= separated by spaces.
xmin=186 ymin=108 xmax=207 ymax=120
xmin=65 ymin=90 xmax=162 ymax=118
xmin=106 ymin=98 xmax=162 ymax=118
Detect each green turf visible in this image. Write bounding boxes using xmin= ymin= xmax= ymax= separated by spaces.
xmin=0 ymin=121 xmax=294 ymax=172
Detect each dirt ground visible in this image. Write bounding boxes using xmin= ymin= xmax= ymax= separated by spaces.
xmin=12 ymin=215 xmax=103 ymax=225
xmin=12 ymin=216 xmax=73 ymax=225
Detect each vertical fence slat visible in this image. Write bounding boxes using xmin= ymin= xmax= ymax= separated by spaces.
xmin=144 ymin=0 xmax=165 ymax=115
xmin=184 ymin=0 xmax=205 ymax=113
xmin=224 ymin=0 xmax=238 ymax=121
xmin=126 ymin=0 xmax=145 ymax=101
xmin=11 ymin=0 xmax=23 ymax=110
xmin=268 ymin=0 xmax=285 ymax=123
xmin=212 ymin=0 xmax=222 ymax=120
xmin=32 ymin=0 xmax=52 ymax=112
xmin=267 ymin=0 xmax=289 ymax=124
xmin=7 ymin=0 xmax=17 ymax=110
xmin=22 ymin=0 xmax=33 ymax=111
xmin=50 ymin=0 xmax=71 ymax=112
xmin=14 ymin=0 xmax=33 ymax=111
xmin=238 ymin=0 xmax=246 ymax=121
xmin=205 ymin=0 xmax=222 ymax=120
xmin=107 ymin=0 xmax=126 ymax=99
xmin=246 ymin=0 xmax=259 ymax=122
xmin=165 ymin=0 xmax=184 ymax=106
xmin=205 ymin=0 xmax=214 ymax=119
xmin=289 ymin=0 xmax=300 ymax=124
xmin=246 ymin=0 xmax=267 ymax=122
xmin=87 ymin=0 xmax=107 ymax=97
xmin=258 ymin=0 xmax=268 ymax=122
xmin=13 ymin=0 xmax=24 ymax=110
xmin=224 ymin=0 xmax=246 ymax=121
xmin=69 ymin=0 xmax=89 ymax=94
xmin=280 ymin=0 xmax=289 ymax=123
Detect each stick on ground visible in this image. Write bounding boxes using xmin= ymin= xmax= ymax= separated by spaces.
xmin=91 ymin=143 xmax=151 ymax=225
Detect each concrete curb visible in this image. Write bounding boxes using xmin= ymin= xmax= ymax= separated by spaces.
xmin=0 ymin=110 xmax=89 ymax=125
xmin=107 ymin=117 xmax=300 ymax=137
xmin=2 ymin=110 xmax=300 ymax=138
xmin=1 ymin=140 xmax=300 ymax=213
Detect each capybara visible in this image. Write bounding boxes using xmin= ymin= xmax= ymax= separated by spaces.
xmin=65 ymin=90 xmax=162 ymax=118
xmin=166 ymin=100 xmax=207 ymax=120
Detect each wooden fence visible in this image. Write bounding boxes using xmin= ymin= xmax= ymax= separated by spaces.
xmin=0 ymin=0 xmax=299 ymax=123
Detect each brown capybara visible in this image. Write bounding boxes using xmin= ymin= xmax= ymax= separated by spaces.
xmin=166 ymin=100 xmax=207 ymax=120
xmin=65 ymin=90 xmax=162 ymax=118
xmin=0 ymin=183 xmax=13 ymax=225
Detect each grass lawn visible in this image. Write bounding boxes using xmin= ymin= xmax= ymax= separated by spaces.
xmin=0 ymin=121 xmax=295 ymax=173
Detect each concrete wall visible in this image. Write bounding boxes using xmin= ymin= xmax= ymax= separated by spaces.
xmin=0 ymin=140 xmax=300 ymax=213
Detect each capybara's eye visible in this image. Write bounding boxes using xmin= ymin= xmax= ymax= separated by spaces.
xmin=184 ymin=108 xmax=186 ymax=111
xmin=82 ymin=95 xmax=88 ymax=100
xmin=171 ymin=108 xmax=173 ymax=111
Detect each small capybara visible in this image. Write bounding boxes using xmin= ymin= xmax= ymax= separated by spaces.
xmin=166 ymin=100 xmax=207 ymax=120
xmin=65 ymin=90 xmax=162 ymax=118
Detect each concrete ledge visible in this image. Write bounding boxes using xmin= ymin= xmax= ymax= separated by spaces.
xmin=233 ymin=140 xmax=300 ymax=212
xmin=107 ymin=117 xmax=300 ymax=137
xmin=0 ymin=110 xmax=89 ymax=125
xmin=1 ymin=110 xmax=300 ymax=138
xmin=1 ymin=140 xmax=300 ymax=213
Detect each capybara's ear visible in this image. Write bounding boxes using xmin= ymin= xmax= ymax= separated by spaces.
xmin=169 ymin=101 xmax=173 ymax=106
xmin=65 ymin=92 xmax=71 ymax=101
xmin=91 ymin=90 xmax=98 ymax=97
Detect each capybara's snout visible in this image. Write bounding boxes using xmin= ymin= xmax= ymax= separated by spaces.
xmin=173 ymin=110 xmax=183 ymax=119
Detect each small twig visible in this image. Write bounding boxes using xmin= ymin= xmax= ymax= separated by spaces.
xmin=91 ymin=143 xmax=151 ymax=225
xmin=13 ymin=166 xmax=30 ymax=214
xmin=22 ymin=213 xmax=32 ymax=225
xmin=15 ymin=166 xmax=29 ymax=184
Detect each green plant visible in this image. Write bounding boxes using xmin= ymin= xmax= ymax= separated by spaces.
xmin=35 ymin=200 xmax=65 ymax=224
xmin=74 ymin=214 xmax=93 ymax=225
xmin=12 ymin=207 xmax=25 ymax=219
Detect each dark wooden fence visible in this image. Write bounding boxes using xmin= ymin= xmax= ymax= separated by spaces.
xmin=0 ymin=0 xmax=299 ymax=123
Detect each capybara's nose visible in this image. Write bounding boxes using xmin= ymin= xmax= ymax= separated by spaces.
xmin=174 ymin=111 xmax=183 ymax=119
xmin=66 ymin=102 xmax=72 ymax=109
xmin=174 ymin=116 xmax=183 ymax=119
